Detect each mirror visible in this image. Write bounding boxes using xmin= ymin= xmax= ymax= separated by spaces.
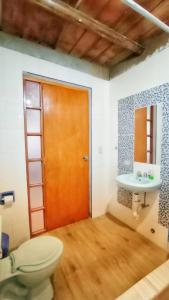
xmin=134 ymin=104 xmax=162 ymax=164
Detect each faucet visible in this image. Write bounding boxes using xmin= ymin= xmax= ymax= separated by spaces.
xmin=136 ymin=170 xmax=142 ymax=177
xmin=143 ymin=172 xmax=148 ymax=178
xmin=136 ymin=171 xmax=142 ymax=182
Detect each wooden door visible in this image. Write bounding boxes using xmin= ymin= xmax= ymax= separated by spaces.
xmin=134 ymin=107 xmax=147 ymax=163
xmin=42 ymin=83 xmax=89 ymax=230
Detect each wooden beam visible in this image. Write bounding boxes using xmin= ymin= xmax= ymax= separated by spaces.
xmin=97 ymin=0 xmax=169 ymax=67
xmin=29 ymin=0 xmax=144 ymax=54
xmin=75 ymin=0 xmax=84 ymax=8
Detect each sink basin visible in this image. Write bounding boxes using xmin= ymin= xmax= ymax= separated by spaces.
xmin=116 ymin=173 xmax=162 ymax=193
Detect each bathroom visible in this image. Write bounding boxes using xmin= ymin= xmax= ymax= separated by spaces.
xmin=0 ymin=0 xmax=169 ymax=299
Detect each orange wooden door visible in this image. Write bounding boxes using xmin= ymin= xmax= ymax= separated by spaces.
xmin=134 ymin=107 xmax=147 ymax=163
xmin=42 ymin=83 xmax=89 ymax=230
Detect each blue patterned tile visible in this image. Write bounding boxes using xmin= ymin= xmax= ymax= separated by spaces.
xmin=118 ymin=134 xmax=134 ymax=151
xmin=118 ymin=149 xmax=133 ymax=171
xmin=118 ymin=167 xmax=133 ymax=175
xmin=119 ymin=96 xmax=134 ymax=112
xmin=118 ymin=188 xmax=132 ymax=209
xmin=118 ymin=110 xmax=134 ymax=135
xmin=117 ymin=82 xmax=169 ymax=227
xmin=159 ymin=182 xmax=169 ymax=227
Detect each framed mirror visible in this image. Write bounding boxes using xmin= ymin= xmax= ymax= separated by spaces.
xmin=134 ymin=104 xmax=162 ymax=164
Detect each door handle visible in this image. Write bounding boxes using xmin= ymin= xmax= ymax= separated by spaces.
xmin=83 ymin=155 xmax=89 ymax=161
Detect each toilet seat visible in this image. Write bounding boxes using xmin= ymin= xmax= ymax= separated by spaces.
xmin=10 ymin=236 xmax=63 ymax=273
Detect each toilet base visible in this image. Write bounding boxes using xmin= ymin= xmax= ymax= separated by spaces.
xmin=27 ymin=278 xmax=53 ymax=300
xmin=0 ymin=277 xmax=28 ymax=300
xmin=0 ymin=277 xmax=54 ymax=300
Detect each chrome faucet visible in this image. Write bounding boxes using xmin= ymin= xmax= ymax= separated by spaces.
xmin=143 ymin=172 xmax=148 ymax=178
xmin=136 ymin=171 xmax=142 ymax=182
xmin=136 ymin=170 xmax=142 ymax=178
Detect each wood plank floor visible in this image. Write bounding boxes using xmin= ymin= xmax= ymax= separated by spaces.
xmin=48 ymin=214 xmax=168 ymax=300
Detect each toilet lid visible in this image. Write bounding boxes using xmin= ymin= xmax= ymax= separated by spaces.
xmin=10 ymin=236 xmax=63 ymax=273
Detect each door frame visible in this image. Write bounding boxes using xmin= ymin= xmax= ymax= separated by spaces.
xmin=23 ymin=72 xmax=93 ymax=234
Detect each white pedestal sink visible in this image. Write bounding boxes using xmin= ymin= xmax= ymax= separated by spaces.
xmin=116 ymin=173 xmax=162 ymax=193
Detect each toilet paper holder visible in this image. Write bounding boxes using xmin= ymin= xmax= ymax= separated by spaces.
xmin=0 ymin=191 xmax=15 ymax=205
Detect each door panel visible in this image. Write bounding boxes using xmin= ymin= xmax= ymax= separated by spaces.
xmin=26 ymin=109 xmax=41 ymax=133
xmin=43 ymin=83 xmax=89 ymax=230
xmin=27 ymin=136 xmax=41 ymax=159
xmin=30 ymin=186 xmax=43 ymax=209
xmin=28 ymin=161 xmax=42 ymax=185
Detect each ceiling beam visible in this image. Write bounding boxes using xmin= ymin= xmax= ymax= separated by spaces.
xmin=29 ymin=0 xmax=144 ymax=55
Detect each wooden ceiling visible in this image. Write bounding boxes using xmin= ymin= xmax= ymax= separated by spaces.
xmin=1 ymin=0 xmax=169 ymax=67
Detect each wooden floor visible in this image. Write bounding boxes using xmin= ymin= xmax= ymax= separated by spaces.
xmin=48 ymin=215 xmax=168 ymax=300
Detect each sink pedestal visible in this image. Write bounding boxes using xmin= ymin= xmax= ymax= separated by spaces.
xmin=132 ymin=192 xmax=149 ymax=219
xmin=132 ymin=193 xmax=142 ymax=219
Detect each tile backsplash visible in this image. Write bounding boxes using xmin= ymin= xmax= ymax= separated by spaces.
xmin=118 ymin=83 xmax=169 ymax=227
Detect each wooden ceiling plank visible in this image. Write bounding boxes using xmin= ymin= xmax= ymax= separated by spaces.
xmin=107 ymin=49 xmax=133 ymax=66
xmin=23 ymin=1 xmax=63 ymax=47
xmin=53 ymin=0 xmax=81 ymax=48
xmin=76 ymin=0 xmax=110 ymax=18
xmin=114 ymin=0 xmax=163 ymax=35
xmin=127 ymin=0 xmax=169 ymax=41
xmin=30 ymin=0 xmax=144 ymax=54
xmin=65 ymin=0 xmax=79 ymax=5
xmin=97 ymin=45 xmax=123 ymax=65
xmin=70 ymin=0 xmax=154 ymax=60
xmin=73 ymin=0 xmax=159 ymax=62
xmin=57 ymin=0 xmax=111 ymax=54
xmin=2 ymin=0 xmax=25 ymax=36
xmin=98 ymin=0 xmax=128 ymax=27
xmin=90 ymin=43 xmax=116 ymax=64
xmin=64 ymin=0 xmax=164 ymax=61
xmin=86 ymin=38 xmax=112 ymax=61
xmin=2 ymin=0 xmax=63 ymax=47
xmin=95 ymin=0 xmax=166 ymax=67
xmin=143 ymin=18 xmax=169 ymax=39
xmin=70 ymin=0 xmax=111 ymax=56
xmin=71 ymin=32 xmax=99 ymax=57
xmin=98 ymin=47 xmax=132 ymax=66
xmin=72 ymin=0 xmax=144 ymax=60
xmin=54 ymin=0 xmax=81 ymax=52
xmin=75 ymin=0 xmax=84 ymax=8
xmin=58 ymin=24 xmax=84 ymax=53
xmin=70 ymin=0 xmax=127 ymax=58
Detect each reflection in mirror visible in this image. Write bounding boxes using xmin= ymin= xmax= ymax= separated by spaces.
xmin=134 ymin=104 xmax=162 ymax=164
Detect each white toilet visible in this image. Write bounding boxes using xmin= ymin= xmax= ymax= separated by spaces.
xmin=0 ymin=236 xmax=63 ymax=300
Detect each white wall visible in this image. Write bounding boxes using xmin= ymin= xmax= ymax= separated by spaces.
xmin=1 ymin=42 xmax=169 ymax=251
xmin=0 ymin=46 xmax=110 ymax=249
xmin=109 ymin=45 xmax=169 ymax=250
